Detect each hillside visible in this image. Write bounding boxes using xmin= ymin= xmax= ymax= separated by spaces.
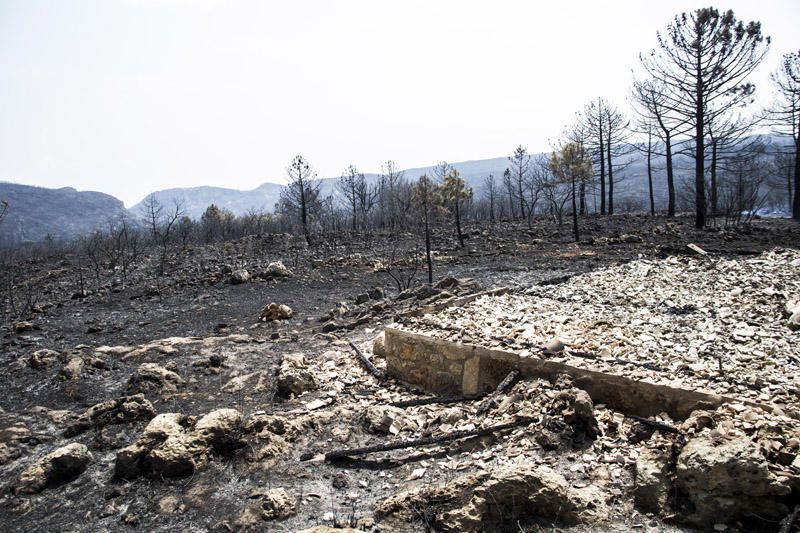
xmin=0 ymin=183 xmax=129 ymax=243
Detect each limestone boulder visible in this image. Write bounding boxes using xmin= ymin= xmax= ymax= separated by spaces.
xmin=259 ymin=302 xmax=294 ymax=322
xmin=29 ymin=349 xmax=60 ymax=369
xmin=228 ymin=269 xmax=251 ymax=285
xmin=59 ymin=356 xmax=84 ymax=380
xmin=126 ymin=363 xmax=184 ymax=394
xmin=377 ymin=463 xmax=607 ymax=531
xmin=559 ymin=388 xmax=599 ymax=441
xmin=115 ymin=409 xmax=244 ymax=479
xmin=115 ymin=413 xmax=191 ymax=478
xmin=275 ymin=353 xmax=316 ymax=398
xmin=193 ymin=408 xmax=243 ymax=452
xmin=232 ymin=488 xmax=296 ymax=528
xmin=262 ymin=261 xmax=292 ymax=279
xmin=372 ymin=332 xmax=386 ymax=357
xmin=12 ymin=443 xmax=92 ymax=495
xmin=145 ymin=432 xmax=208 ymax=477
xmin=634 ymin=447 xmax=670 ymax=513
xmin=676 ymin=433 xmax=792 ymax=526
xmin=65 ymin=394 xmax=155 ymax=437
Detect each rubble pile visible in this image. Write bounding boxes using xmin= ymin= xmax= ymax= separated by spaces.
xmin=404 ymin=248 xmax=800 ymax=408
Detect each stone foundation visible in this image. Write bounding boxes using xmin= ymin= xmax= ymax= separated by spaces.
xmin=383 ymin=326 xmax=752 ymax=420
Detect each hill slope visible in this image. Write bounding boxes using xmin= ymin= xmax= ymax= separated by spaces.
xmin=0 ymin=182 xmax=129 ymax=243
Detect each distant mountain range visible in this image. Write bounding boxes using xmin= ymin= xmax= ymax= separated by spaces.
xmin=130 ymin=183 xmax=284 ymax=220
xmin=130 ymin=157 xmax=516 ymax=220
xmin=129 ymin=153 xmax=696 ymax=220
xmin=1 ymin=137 xmax=788 ymax=243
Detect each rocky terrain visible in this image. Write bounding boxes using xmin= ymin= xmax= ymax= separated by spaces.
xmin=1 ymin=215 xmax=799 ymax=532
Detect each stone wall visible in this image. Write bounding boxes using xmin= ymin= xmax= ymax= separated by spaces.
xmin=383 ymin=326 xmax=743 ymax=420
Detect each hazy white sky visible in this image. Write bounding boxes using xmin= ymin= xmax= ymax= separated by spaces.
xmin=1 ymin=0 xmax=797 ymax=206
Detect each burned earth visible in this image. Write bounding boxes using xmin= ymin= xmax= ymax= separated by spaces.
xmin=1 ymin=216 xmax=799 ymax=532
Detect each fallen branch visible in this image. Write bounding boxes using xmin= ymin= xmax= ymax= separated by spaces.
xmin=309 ymin=417 xmax=537 ymax=462
xmin=347 ymin=340 xmax=384 ymax=380
xmin=627 ymin=414 xmax=680 ymax=434
xmin=392 ymin=393 xmax=487 ymax=408
xmin=475 ymin=369 xmax=520 ymax=415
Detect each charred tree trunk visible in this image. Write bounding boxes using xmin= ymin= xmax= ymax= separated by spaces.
xmin=424 ymin=217 xmax=433 ymax=284
xmin=599 ymin=117 xmax=606 ymax=215
xmin=694 ymin=50 xmax=707 ymax=229
xmin=606 ymin=133 xmax=614 ymax=215
xmin=647 ymin=130 xmax=655 ymax=216
xmin=666 ymin=133 xmax=676 ymax=218
xmin=794 ymin=129 xmax=800 ymax=220
xmin=454 ymin=202 xmax=464 ymax=248
xmin=571 ymin=176 xmax=580 ymax=242
xmin=710 ymin=139 xmax=718 ymax=218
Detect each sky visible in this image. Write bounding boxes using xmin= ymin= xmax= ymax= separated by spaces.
xmin=1 ymin=0 xmax=798 ymax=207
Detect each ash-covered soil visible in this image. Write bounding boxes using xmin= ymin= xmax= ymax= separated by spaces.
xmin=1 ymin=216 xmax=799 ymax=532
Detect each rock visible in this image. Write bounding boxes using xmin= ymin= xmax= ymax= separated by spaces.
xmin=116 ymin=409 xmax=244 ymax=478
xmin=115 ymin=413 xmax=192 ymax=478
xmin=364 ymin=405 xmax=406 ymax=434
xmin=146 ymin=432 xmax=207 ymax=477
xmin=263 ymin=261 xmax=292 ymax=278
xmin=354 ymin=293 xmax=370 ymax=305
xmin=14 ymin=321 xmax=35 ymax=333
xmin=126 ymin=362 xmax=184 ymax=394
xmin=0 ymin=424 xmax=33 ymax=465
xmin=559 ymin=388 xmax=599 ymax=441
xmin=634 ymin=448 xmax=670 ymax=513
xmin=233 ymin=488 xmax=296 ymax=528
xmin=253 ymin=488 xmax=296 ymax=520
xmin=12 ymin=443 xmax=92 ymax=494
xmin=0 ymin=443 xmax=22 ymax=465
xmin=193 ymin=408 xmax=243 ymax=452
xmin=59 ymin=356 xmax=84 ymax=380
xmin=544 ymin=337 xmax=565 ymax=354
xmin=414 ymin=284 xmax=440 ymax=300
xmin=221 ymin=371 xmax=270 ymax=394
xmin=29 ymin=349 xmax=59 ymax=369
xmin=789 ymin=309 xmax=800 ymax=331
xmin=377 ymin=463 xmax=607 ymax=530
xmin=65 ymin=394 xmax=155 ymax=437
xmin=535 ymin=428 xmax=562 ymax=450
xmin=228 ymin=269 xmax=251 ymax=285
xmin=275 ymin=353 xmax=317 ymax=398
xmin=368 ymin=287 xmax=385 ymax=300
xmin=627 ymin=421 xmax=655 ymax=444
xmin=259 ymin=302 xmax=294 ymax=321
xmin=676 ymin=433 xmax=792 ymax=526
xmin=372 ymin=332 xmax=385 ymax=357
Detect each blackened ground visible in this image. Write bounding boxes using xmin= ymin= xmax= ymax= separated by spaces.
xmin=0 ymin=215 xmax=798 ymax=533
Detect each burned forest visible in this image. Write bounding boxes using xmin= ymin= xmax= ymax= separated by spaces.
xmin=1 ymin=3 xmax=800 ymax=533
